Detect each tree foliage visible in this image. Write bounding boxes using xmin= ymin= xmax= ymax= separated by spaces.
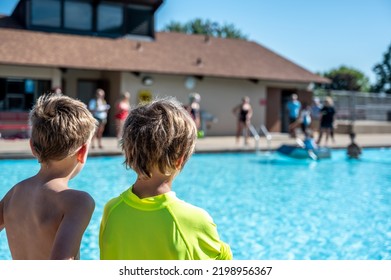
xmin=371 ymin=43 xmax=391 ymax=93
xmin=316 ymin=65 xmax=370 ymax=92
xmin=162 ymin=18 xmax=248 ymax=40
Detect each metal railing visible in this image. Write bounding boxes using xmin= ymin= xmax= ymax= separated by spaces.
xmin=319 ymin=90 xmax=391 ymax=122
xmin=259 ymin=124 xmax=272 ymax=151
xmin=243 ymin=124 xmax=273 ymax=154
xmin=248 ymin=124 xmax=260 ymax=153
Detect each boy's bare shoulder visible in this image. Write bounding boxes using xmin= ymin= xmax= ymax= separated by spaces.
xmin=3 ymin=179 xmax=95 ymax=215
xmin=1 ymin=180 xmax=21 ymax=204
xmin=58 ymin=189 xmax=95 ymax=213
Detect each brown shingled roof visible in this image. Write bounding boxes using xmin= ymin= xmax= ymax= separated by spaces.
xmin=0 ymin=27 xmax=329 ymax=84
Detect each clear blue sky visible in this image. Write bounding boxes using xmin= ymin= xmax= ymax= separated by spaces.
xmin=1 ymin=0 xmax=390 ymax=84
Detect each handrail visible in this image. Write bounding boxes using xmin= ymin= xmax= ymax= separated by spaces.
xmin=259 ymin=125 xmax=272 ymax=151
xmin=248 ymin=124 xmax=260 ymax=153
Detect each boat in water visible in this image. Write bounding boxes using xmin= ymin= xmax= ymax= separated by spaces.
xmin=276 ymin=144 xmax=331 ymax=159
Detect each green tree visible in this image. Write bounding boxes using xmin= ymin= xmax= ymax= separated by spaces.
xmin=317 ymin=66 xmax=370 ymax=92
xmin=162 ymin=18 xmax=248 ymax=40
xmin=372 ymin=43 xmax=391 ymax=93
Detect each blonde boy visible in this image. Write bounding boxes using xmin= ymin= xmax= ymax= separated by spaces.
xmin=0 ymin=92 xmax=97 ymax=259
xmin=99 ymin=96 xmax=232 ymax=260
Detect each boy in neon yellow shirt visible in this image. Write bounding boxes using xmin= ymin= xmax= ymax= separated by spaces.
xmin=99 ymin=97 xmax=232 ymax=260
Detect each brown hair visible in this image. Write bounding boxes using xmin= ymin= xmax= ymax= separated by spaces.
xmin=122 ymin=96 xmax=197 ymax=179
xmin=30 ymin=92 xmax=97 ymax=162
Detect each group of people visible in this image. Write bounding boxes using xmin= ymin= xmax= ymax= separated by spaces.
xmin=287 ymin=93 xmax=361 ymax=159
xmin=287 ymin=93 xmax=336 ymax=146
xmin=184 ymin=92 xmax=361 ymax=160
xmin=0 ymin=92 xmax=232 ymax=260
xmin=89 ymin=89 xmax=206 ymax=146
xmin=88 ymin=89 xmax=254 ymax=148
xmin=87 ymin=89 xmax=361 ymax=160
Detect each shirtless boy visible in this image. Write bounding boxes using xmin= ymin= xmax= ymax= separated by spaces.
xmin=0 ymin=92 xmax=97 ymax=259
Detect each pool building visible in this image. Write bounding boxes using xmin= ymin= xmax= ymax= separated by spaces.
xmin=0 ymin=0 xmax=329 ymax=137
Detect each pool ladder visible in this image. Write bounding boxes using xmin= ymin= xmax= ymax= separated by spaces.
xmin=259 ymin=124 xmax=272 ymax=151
xmin=248 ymin=124 xmax=260 ymax=153
xmin=247 ymin=124 xmax=272 ymax=153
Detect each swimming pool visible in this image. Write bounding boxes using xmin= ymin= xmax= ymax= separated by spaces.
xmin=1 ymin=148 xmax=390 ymax=260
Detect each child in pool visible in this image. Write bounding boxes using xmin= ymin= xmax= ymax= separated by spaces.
xmin=99 ymin=96 xmax=232 ymax=260
xmin=0 ymin=92 xmax=97 ymax=259
xmin=347 ymin=132 xmax=362 ymax=159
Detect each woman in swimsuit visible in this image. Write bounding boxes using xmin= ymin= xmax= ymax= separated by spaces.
xmin=232 ymin=96 xmax=253 ymax=145
xmin=187 ymin=92 xmax=201 ymax=130
xmin=316 ymin=96 xmax=336 ymax=146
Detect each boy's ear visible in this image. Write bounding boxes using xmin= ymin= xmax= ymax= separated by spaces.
xmin=175 ymin=156 xmax=185 ymax=170
xmin=77 ymin=144 xmax=88 ymax=164
xmin=29 ymin=139 xmax=38 ymax=158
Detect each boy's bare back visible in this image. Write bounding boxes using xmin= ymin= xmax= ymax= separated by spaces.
xmin=1 ymin=176 xmax=94 ymax=259
xmin=0 ymin=92 xmax=97 ymax=259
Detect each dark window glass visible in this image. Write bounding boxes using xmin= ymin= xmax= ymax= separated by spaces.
xmin=98 ymin=3 xmax=123 ymax=33
xmin=5 ymin=79 xmax=25 ymax=111
xmin=127 ymin=6 xmax=153 ymax=36
xmin=0 ymin=78 xmax=6 ymax=110
xmin=34 ymin=80 xmax=51 ymax=109
xmin=6 ymin=80 xmax=24 ymax=94
xmin=64 ymin=0 xmax=92 ymax=31
xmin=0 ymin=79 xmax=50 ymax=111
xmin=31 ymin=0 xmax=61 ymax=27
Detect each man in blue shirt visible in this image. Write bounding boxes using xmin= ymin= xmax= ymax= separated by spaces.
xmin=287 ymin=93 xmax=301 ymax=138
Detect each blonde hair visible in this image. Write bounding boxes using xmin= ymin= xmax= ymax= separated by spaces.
xmin=122 ymin=96 xmax=197 ymax=179
xmin=120 ymin=91 xmax=131 ymax=100
xmin=325 ymin=96 xmax=334 ymax=106
xmin=30 ymin=92 xmax=97 ymax=162
xmin=189 ymin=92 xmax=200 ymax=103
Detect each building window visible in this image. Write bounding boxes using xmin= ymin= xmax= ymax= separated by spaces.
xmin=0 ymin=78 xmax=51 ymax=111
xmin=97 ymin=3 xmax=123 ymax=33
xmin=64 ymin=0 xmax=93 ymax=31
xmin=31 ymin=0 xmax=61 ymax=28
xmin=127 ymin=5 xmax=153 ymax=36
xmin=27 ymin=0 xmax=154 ymax=38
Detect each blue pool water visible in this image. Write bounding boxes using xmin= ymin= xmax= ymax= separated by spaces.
xmin=1 ymin=148 xmax=391 ymax=260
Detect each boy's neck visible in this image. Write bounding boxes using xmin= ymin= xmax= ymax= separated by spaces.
xmin=35 ymin=156 xmax=81 ymax=185
xmin=132 ymin=171 xmax=174 ymax=199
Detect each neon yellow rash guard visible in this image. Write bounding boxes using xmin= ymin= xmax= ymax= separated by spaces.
xmin=99 ymin=186 xmax=232 ymax=260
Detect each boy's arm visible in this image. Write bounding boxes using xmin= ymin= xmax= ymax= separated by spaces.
xmin=195 ymin=211 xmax=233 ymax=260
xmin=0 ymin=189 xmax=12 ymax=232
xmin=50 ymin=191 xmax=95 ymax=260
xmin=0 ymin=197 xmax=4 ymax=232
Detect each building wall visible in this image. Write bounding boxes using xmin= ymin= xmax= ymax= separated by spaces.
xmin=0 ymin=64 xmax=313 ymax=136
xmin=0 ymin=65 xmax=61 ymax=82
xmin=61 ymin=69 xmax=103 ymax=99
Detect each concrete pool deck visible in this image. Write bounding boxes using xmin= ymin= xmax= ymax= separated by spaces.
xmin=0 ymin=132 xmax=390 ymax=159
